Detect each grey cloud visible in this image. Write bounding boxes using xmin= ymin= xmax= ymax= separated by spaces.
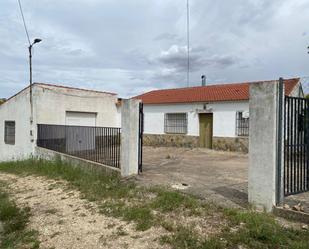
xmin=0 ymin=0 xmax=308 ymax=98
xmin=155 ymin=45 xmax=238 ymax=73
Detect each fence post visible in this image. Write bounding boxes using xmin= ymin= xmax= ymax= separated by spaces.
xmin=248 ymin=79 xmax=285 ymax=212
xmin=120 ymin=99 xmax=140 ymax=177
xmin=276 ymin=78 xmax=285 ymax=205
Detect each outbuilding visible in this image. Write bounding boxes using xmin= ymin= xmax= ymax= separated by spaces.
xmin=0 ymin=83 xmax=121 ymax=161
xmin=135 ymin=78 xmax=303 ymax=152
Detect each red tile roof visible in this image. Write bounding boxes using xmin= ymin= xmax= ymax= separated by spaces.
xmin=134 ymin=78 xmax=300 ymax=104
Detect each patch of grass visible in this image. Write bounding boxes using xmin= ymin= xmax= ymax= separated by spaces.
xmin=151 ymin=188 xmax=199 ymax=213
xmin=0 ymin=181 xmax=40 ymax=249
xmin=160 ymin=226 xmax=223 ymax=249
xmin=223 ymin=209 xmax=309 ymax=249
xmin=100 ymin=201 xmax=155 ymax=231
xmin=122 ymin=206 xmax=155 ymax=231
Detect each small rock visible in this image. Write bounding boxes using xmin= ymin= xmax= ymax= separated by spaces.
xmin=292 ymin=203 xmax=303 ymax=212
xmin=283 ymin=204 xmax=290 ymax=209
xmin=171 ymin=183 xmax=189 ymax=190
xmin=302 ymin=225 xmax=308 ymax=230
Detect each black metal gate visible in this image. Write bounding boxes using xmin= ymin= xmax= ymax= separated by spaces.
xmin=284 ymin=96 xmax=309 ymax=196
xmin=138 ymin=102 xmax=144 ymax=173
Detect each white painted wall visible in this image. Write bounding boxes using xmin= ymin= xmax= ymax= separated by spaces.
xmin=143 ymin=101 xmax=249 ymax=137
xmin=0 ymin=88 xmax=33 ymax=161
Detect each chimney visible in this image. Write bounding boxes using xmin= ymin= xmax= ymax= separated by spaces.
xmin=201 ymin=75 xmax=206 ymax=86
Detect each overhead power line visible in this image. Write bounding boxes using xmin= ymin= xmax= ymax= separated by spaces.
xmin=186 ymin=0 xmax=190 ymax=87
xmin=17 ymin=0 xmax=31 ymax=45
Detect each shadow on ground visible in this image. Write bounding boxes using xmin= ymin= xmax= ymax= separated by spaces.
xmin=212 ymin=184 xmax=248 ymax=208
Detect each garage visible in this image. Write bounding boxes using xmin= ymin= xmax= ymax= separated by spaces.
xmin=65 ymin=111 xmax=97 ymax=127
xmin=65 ymin=112 xmax=97 ymax=153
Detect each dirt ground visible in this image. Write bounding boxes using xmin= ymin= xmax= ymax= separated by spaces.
xmin=0 ymin=173 xmax=169 ymax=249
xmin=284 ymin=192 xmax=309 ymax=213
xmin=137 ymin=146 xmax=249 ymax=209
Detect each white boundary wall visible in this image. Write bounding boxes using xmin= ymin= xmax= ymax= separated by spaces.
xmin=248 ymin=80 xmax=284 ymax=211
xmin=120 ymin=99 xmax=140 ymax=177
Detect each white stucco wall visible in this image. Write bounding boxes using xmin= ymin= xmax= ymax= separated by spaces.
xmin=0 ymin=88 xmax=33 ymax=161
xmin=33 ymin=84 xmax=120 ymax=128
xmin=143 ymin=101 xmax=249 ymax=137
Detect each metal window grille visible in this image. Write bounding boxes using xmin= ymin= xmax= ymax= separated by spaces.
xmin=236 ymin=112 xmax=249 ymax=136
xmin=4 ymin=121 xmax=15 ymax=145
xmin=164 ymin=113 xmax=187 ymax=134
xmin=37 ymin=124 xmax=121 ymax=168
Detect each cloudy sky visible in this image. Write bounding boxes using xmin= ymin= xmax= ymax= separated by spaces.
xmin=0 ymin=0 xmax=308 ymax=98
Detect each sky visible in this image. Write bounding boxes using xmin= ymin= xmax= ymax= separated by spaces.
xmin=0 ymin=0 xmax=309 ymax=98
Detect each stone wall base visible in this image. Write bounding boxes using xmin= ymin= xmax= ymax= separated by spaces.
xmin=143 ymin=134 xmax=199 ymax=148
xmin=143 ymin=134 xmax=248 ymax=153
xmin=213 ymin=137 xmax=248 ymax=153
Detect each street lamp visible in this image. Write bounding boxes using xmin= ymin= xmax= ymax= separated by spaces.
xmin=29 ymin=38 xmax=42 ymax=87
xmin=28 ymin=38 xmax=42 ymax=123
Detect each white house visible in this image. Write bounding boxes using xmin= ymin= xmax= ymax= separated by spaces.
xmin=0 ymin=83 xmax=121 ymax=162
xmin=135 ymin=78 xmax=303 ymax=152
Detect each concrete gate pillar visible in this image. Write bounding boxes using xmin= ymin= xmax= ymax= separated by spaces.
xmin=248 ymin=79 xmax=284 ymax=212
xmin=120 ymin=99 xmax=140 ymax=177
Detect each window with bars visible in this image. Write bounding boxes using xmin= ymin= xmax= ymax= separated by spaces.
xmin=236 ymin=112 xmax=249 ymax=136
xmin=164 ymin=113 xmax=187 ymax=134
xmin=4 ymin=121 xmax=15 ymax=145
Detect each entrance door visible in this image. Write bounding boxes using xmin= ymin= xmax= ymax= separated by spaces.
xmin=199 ymin=113 xmax=213 ymax=148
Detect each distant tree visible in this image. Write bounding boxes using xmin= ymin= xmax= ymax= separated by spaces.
xmin=0 ymin=98 xmax=6 ymax=105
xmin=306 ymin=94 xmax=309 ymax=99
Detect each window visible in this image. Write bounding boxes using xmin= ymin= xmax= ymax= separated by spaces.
xmin=4 ymin=121 xmax=15 ymax=145
xmin=236 ymin=112 xmax=249 ymax=136
xmin=164 ymin=113 xmax=187 ymax=134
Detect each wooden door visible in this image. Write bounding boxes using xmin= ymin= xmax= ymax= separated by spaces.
xmin=199 ymin=113 xmax=213 ymax=148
